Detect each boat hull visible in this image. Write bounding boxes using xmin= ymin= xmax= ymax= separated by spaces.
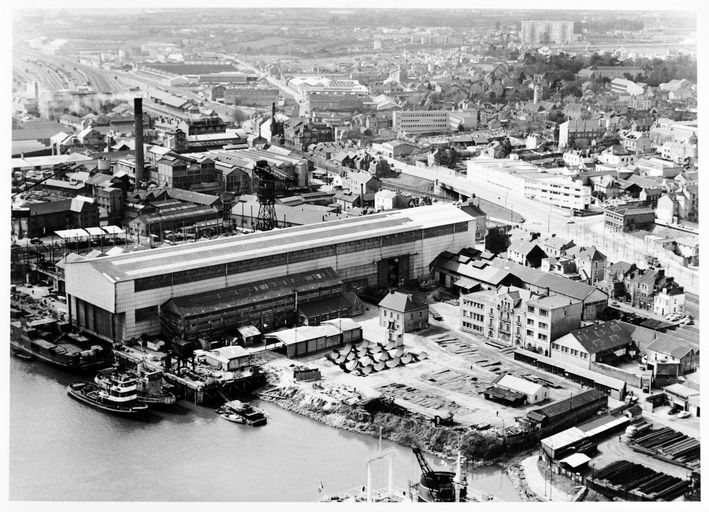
xmin=67 ymin=383 xmax=149 ymax=417
xmin=11 ymin=339 xmax=111 ymax=371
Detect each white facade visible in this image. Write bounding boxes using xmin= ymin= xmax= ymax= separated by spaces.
xmin=65 ymin=205 xmax=475 ymax=342
xmin=524 ymin=176 xmax=592 ymax=210
xmin=652 ymin=289 xmax=686 ymax=316
xmin=392 ymin=110 xmax=450 ymax=134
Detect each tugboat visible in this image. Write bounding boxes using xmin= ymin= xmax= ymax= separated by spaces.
xmin=95 ymin=363 xmax=176 ymax=408
xmin=216 ymin=400 xmax=267 ymax=426
xmin=67 ymin=378 xmax=149 ymax=417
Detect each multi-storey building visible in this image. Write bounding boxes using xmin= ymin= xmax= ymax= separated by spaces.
xmin=558 ymin=119 xmax=605 ymax=149
xmin=524 ymin=295 xmax=583 ymax=354
xmin=603 ymin=206 xmax=655 ymax=233
xmin=392 ymin=110 xmax=451 ymax=134
xmin=520 ymin=20 xmax=575 ymax=45
xmin=460 ymin=286 xmax=582 ymax=351
xmin=524 ymin=175 xmax=592 ymax=211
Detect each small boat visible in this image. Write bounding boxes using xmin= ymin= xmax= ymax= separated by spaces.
xmin=217 ymin=399 xmax=267 ymax=427
xmin=67 ymin=382 xmax=149 ymax=417
xmin=217 ymin=409 xmax=245 ymax=424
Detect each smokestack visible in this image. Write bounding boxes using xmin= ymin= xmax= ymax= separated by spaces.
xmin=134 ymin=97 xmax=145 ymax=188
xmin=34 ymin=82 xmax=39 ymax=112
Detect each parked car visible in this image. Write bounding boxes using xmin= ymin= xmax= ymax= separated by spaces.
xmin=430 ymin=309 xmax=443 ymax=321
xmin=30 ymin=237 xmax=43 ymax=244
xmin=677 ymin=411 xmax=691 ymax=419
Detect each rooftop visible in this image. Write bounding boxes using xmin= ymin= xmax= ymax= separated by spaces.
xmin=65 ymin=204 xmax=472 ymax=283
xmin=567 ymin=320 xmax=636 ymax=355
xmin=378 ymin=291 xmax=428 ymax=313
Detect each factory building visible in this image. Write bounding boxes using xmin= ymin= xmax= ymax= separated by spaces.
xmin=64 ymin=204 xmax=476 ymax=343
xmin=160 ymin=268 xmax=362 ymax=341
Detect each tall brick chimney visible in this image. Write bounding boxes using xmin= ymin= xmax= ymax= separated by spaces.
xmin=134 ymin=97 xmax=145 ymax=187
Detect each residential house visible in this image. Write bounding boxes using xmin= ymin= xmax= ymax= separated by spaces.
xmin=489 ymin=259 xmax=609 ymax=320
xmin=620 ymin=131 xmax=652 ymax=154
xmin=598 ymin=145 xmax=637 ymax=168
xmin=378 ymin=291 xmax=429 ymax=333
xmin=597 ymin=261 xmax=636 ymax=299
xmin=538 ymin=235 xmax=575 ymax=259
xmin=622 ymin=267 xmax=684 ymax=312
xmin=644 ymin=336 xmax=698 ymax=382
xmin=524 ymin=295 xmax=584 ymax=354
xmin=568 ymin=246 xmax=607 ymax=285
xmin=652 ymin=285 xmax=686 ymax=316
xmin=506 ymin=239 xmax=548 ymax=268
xmin=461 ymin=286 xmax=582 ymax=350
xmin=461 ymin=286 xmax=537 ymax=346
xmin=374 ymin=189 xmax=411 ymax=211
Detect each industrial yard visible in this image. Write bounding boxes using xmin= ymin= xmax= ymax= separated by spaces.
xmin=259 ymin=301 xmax=590 ymax=433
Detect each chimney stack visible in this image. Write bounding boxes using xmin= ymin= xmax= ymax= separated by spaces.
xmin=133 ymin=97 xmax=145 ymax=188
xmin=34 ymin=82 xmax=39 ymax=112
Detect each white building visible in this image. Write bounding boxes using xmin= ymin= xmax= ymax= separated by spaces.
xmin=392 ymin=110 xmax=450 ymax=134
xmin=652 ymin=286 xmax=686 ymax=316
xmin=495 ymin=374 xmax=549 ymax=404
xmin=524 ymin=175 xmax=592 ymax=211
xmin=520 ymin=20 xmax=574 ymax=45
xmin=64 ymin=205 xmax=476 ymax=342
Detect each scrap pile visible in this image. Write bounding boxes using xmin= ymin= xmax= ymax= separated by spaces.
xmin=326 ymin=340 xmax=420 ymax=376
xmin=628 ymin=426 xmax=700 ymax=469
xmin=590 ymin=460 xmax=690 ymax=501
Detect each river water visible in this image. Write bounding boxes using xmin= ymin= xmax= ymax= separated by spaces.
xmin=10 ymin=358 xmax=520 ymax=501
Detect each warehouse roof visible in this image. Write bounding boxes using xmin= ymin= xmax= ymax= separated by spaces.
xmin=527 ymin=388 xmax=607 ymax=424
xmin=267 ymin=324 xmax=346 ymax=346
xmin=490 ymin=259 xmax=607 ymax=302
xmin=568 ymin=320 xmax=636 ymax=355
xmin=65 ymin=204 xmax=472 ymax=282
xmin=162 ymin=268 xmax=341 ymax=319
xmin=496 ymin=374 xmax=545 ymax=396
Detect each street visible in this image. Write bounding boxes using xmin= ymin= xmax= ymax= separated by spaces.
xmin=390 ymin=158 xmax=698 ymax=294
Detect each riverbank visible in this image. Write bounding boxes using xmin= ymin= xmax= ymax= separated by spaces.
xmin=259 ymin=383 xmax=508 ymax=465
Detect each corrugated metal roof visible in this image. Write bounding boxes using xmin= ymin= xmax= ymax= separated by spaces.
xmin=163 ymin=268 xmax=341 ymax=318
xmin=66 ymin=204 xmax=472 ymax=282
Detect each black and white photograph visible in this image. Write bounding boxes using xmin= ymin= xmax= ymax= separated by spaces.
xmin=7 ymin=0 xmax=704 ymax=506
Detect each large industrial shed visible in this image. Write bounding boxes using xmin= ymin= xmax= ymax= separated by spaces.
xmin=64 ymin=204 xmax=476 ymax=342
xmin=160 ymin=268 xmax=349 ymax=340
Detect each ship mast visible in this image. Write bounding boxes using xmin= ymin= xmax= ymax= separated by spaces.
xmin=452 ymin=451 xmax=468 ymax=503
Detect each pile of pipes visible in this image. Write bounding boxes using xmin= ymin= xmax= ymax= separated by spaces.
xmin=326 ymin=340 xmax=419 ymax=376
xmin=591 ymin=460 xmax=689 ymax=501
xmin=629 ymin=426 xmax=700 ymax=469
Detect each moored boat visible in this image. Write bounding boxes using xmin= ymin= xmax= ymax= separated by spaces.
xmin=10 ymin=317 xmax=111 ymax=371
xmin=67 ymin=382 xmax=149 ymax=417
xmin=216 ymin=399 xmax=267 ymax=426
xmin=96 ymin=364 xmax=176 ymax=408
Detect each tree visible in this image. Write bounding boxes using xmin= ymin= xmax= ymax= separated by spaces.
xmin=232 ymin=108 xmax=247 ymax=127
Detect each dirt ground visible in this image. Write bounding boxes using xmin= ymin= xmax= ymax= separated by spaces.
xmin=264 ymin=299 xmax=596 ymax=432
